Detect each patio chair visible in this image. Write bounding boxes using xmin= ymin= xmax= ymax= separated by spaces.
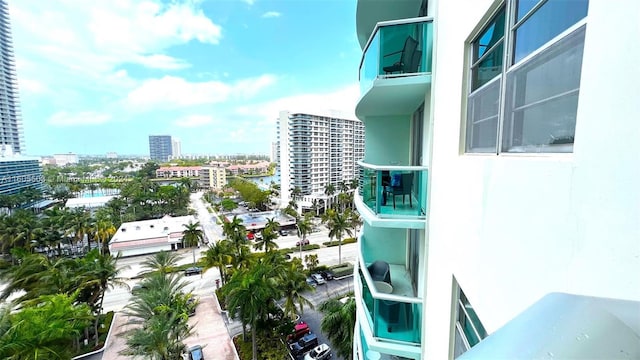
xmin=382 ymin=36 xmax=419 ymax=74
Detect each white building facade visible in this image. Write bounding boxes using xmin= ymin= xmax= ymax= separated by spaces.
xmin=353 ymin=0 xmax=640 ymax=359
xmin=277 ymin=110 xmax=365 ymax=208
xmin=108 ymin=215 xmax=198 ymax=257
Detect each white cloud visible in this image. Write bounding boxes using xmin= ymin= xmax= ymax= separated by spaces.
xmin=236 ymin=83 xmax=360 ymax=125
xmin=48 ymin=111 xmax=112 ymax=126
xmin=241 ymin=0 xmax=256 ymax=5
xmin=261 ymin=11 xmax=281 ymax=18
xmin=134 ymin=54 xmax=191 ymax=70
xmin=127 ymin=74 xmax=277 ymax=109
xmin=10 ymin=0 xmax=223 ymax=86
xmin=19 ymin=79 xmax=48 ymax=94
xmin=175 ymin=115 xmax=215 ymax=127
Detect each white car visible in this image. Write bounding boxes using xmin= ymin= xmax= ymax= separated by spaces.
xmin=311 ymin=273 xmax=326 ymax=285
xmin=304 ymin=343 xmax=332 ymax=360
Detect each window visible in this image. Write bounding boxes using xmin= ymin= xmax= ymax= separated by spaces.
xmin=465 ymin=0 xmax=588 ymax=154
xmin=454 ymin=286 xmax=488 ymax=358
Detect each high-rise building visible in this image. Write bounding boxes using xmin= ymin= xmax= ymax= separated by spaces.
xmin=0 ymin=145 xmax=42 ymax=196
xmin=353 ymin=0 xmax=640 ymax=359
xmin=0 ymin=0 xmax=24 ymax=154
xmin=171 ymin=138 xmax=182 ymax=158
xmin=277 ymin=110 xmax=364 ymax=209
xmin=148 ymin=135 xmax=173 ymax=162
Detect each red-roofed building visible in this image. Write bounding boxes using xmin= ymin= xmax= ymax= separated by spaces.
xmin=156 ymin=166 xmax=201 ymax=178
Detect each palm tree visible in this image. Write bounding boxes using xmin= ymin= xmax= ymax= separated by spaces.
xmin=141 ymin=251 xmax=182 ymax=275
xmin=182 ymin=221 xmax=204 ymax=248
xmin=79 ymin=250 xmax=129 ymax=346
xmin=253 ymin=228 xmax=279 ymax=254
xmin=278 ymin=259 xmax=314 ymax=320
xmin=121 ymin=272 xmax=193 ymax=360
xmin=346 ymin=208 xmax=362 ymax=237
xmin=327 ymin=212 xmax=353 ymax=265
xmin=264 ymin=217 xmax=280 ymax=233
xmin=291 ymin=186 xmax=302 ymax=199
xmin=350 ymin=178 xmax=359 ymax=191
xmin=94 ymin=219 xmax=116 ymax=255
xmin=295 ymin=215 xmax=312 ymax=259
xmin=0 ymin=292 xmax=94 ymax=359
xmin=224 ymin=262 xmax=279 ymax=360
xmin=304 ymin=254 xmax=319 ymax=271
xmin=319 ymin=297 xmax=356 ymax=360
xmin=202 ymin=240 xmax=234 ymax=285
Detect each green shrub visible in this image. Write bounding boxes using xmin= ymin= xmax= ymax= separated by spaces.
xmin=279 ymin=244 xmax=320 ymax=254
xmin=322 ymin=237 xmax=357 ymax=247
xmin=330 ymin=263 xmax=354 ymax=278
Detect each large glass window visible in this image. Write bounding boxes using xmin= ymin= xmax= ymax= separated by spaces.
xmin=465 ymin=0 xmax=588 ymax=154
xmin=503 ymin=28 xmax=585 ymax=152
xmin=454 ymin=286 xmax=488 ymax=358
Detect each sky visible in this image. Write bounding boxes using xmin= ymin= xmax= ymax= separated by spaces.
xmin=8 ymin=0 xmax=363 ymax=156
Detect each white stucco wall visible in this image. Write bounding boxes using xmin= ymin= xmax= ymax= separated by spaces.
xmin=424 ymin=0 xmax=640 ymax=358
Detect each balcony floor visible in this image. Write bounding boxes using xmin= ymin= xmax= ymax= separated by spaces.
xmin=388 ymin=264 xmax=414 ymax=297
xmin=364 ymin=195 xmax=423 ymax=217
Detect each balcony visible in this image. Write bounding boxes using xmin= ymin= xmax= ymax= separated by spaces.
xmin=355 ymin=261 xmax=423 ymax=348
xmin=356 ymin=161 xmax=427 ymax=228
xmin=357 ymin=17 xmax=433 ymax=118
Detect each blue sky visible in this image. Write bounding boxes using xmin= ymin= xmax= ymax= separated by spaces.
xmin=9 ymin=0 xmax=362 ymax=156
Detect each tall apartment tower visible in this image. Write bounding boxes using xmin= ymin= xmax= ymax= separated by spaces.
xmin=171 ymin=138 xmax=181 ymax=158
xmin=277 ymin=110 xmax=364 ymax=208
xmin=353 ymin=0 xmax=640 ymax=359
xmin=148 ymin=135 xmax=172 ymax=162
xmin=0 ymin=0 xmax=24 ymax=154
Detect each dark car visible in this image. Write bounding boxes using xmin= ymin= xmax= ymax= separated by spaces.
xmin=289 ymin=333 xmax=319 ymax=357
xmin=320 ymin=271 xmax=334 ymax=281
xmin=279 ymin=229 xmax=288 ymax=236
xmin=188 ymin=345 xmax=204 ymax=360
xmin=184 ymin=267 xmax=203 ymax=276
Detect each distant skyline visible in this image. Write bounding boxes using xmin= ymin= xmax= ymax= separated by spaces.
xmin=9 ymin=0 xmax=362 ymax=156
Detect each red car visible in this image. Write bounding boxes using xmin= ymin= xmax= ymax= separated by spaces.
xmin=287 ymin=321 xmax=310 ymax=343
xmin=246 ymin=232 xmax=254 ymax=240
xmin=296 ymin=239 xmax=310 ymax=246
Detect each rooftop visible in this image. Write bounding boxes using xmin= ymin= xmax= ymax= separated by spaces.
xmin=110 ymin=215 xmax=197 ymax=244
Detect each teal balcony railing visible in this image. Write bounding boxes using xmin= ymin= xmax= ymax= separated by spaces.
xmin=359 ymin=17 xmax=434 ymax=94
xmin=357 ymin=266 xmax=422 ymax=345
xmin=358 ymin=161 xmax=428 ymax=218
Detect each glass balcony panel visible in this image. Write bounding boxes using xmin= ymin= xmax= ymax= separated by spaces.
xmin=358 ymin=269 xmax=422 ymax=344
xmin=360 ymin=18 xmax=433 ymax=93
xmin=358 ymin=162 xmax=427 ymax=218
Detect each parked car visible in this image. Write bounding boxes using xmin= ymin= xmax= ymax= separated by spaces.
xmin=255 ymin=232 xmax=263 ymax=240
xmin=304 ymin=344 xmax=332 ymax=360
xmin=246 ymin=232 xmax=255 ymax=240
xmin=286 ymin=321 xmax=310 ymax=343
xmin=311 ymin=273 xmax=326 ymax=285
xmin=188 ymin=345 xmax=204 ymax=360
xmin=296 ymin=239 xmax=310 ymax=246
xmin=184 ymin=267 xmax=203 ymax=276
xmin=320 ymin=270 xmax=334 ymax=281
xmin=279 ymin=229 xmax=288 ymax=236
xmin=305 ymin=277 xmax=317 ymax=288
xmin=289 ymin=333 xmax=319 ymax=357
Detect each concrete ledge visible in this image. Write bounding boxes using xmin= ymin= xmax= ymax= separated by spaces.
xmin=72 ymin=312 xmax=118 ymax=360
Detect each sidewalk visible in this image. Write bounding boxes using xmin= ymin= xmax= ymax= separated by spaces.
xmin=102 ymin=295 xmax=237 ymax=360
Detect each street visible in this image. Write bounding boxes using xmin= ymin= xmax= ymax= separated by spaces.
xmin=97 ymin=192 xmax=358 ymax=359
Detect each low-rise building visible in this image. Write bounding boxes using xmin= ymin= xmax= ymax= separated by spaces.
xmin=200 ymin=165 xmax=226 ymax=191
xmin=155 ymin=166 xmax=201 ymax=178
xmin=108 ymin=215 xmax=198 ymax=257
xmin=226 ymin=161 xmax=270 ymax=175
xmin=53 ymin=153 xmax=79 ymax=166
